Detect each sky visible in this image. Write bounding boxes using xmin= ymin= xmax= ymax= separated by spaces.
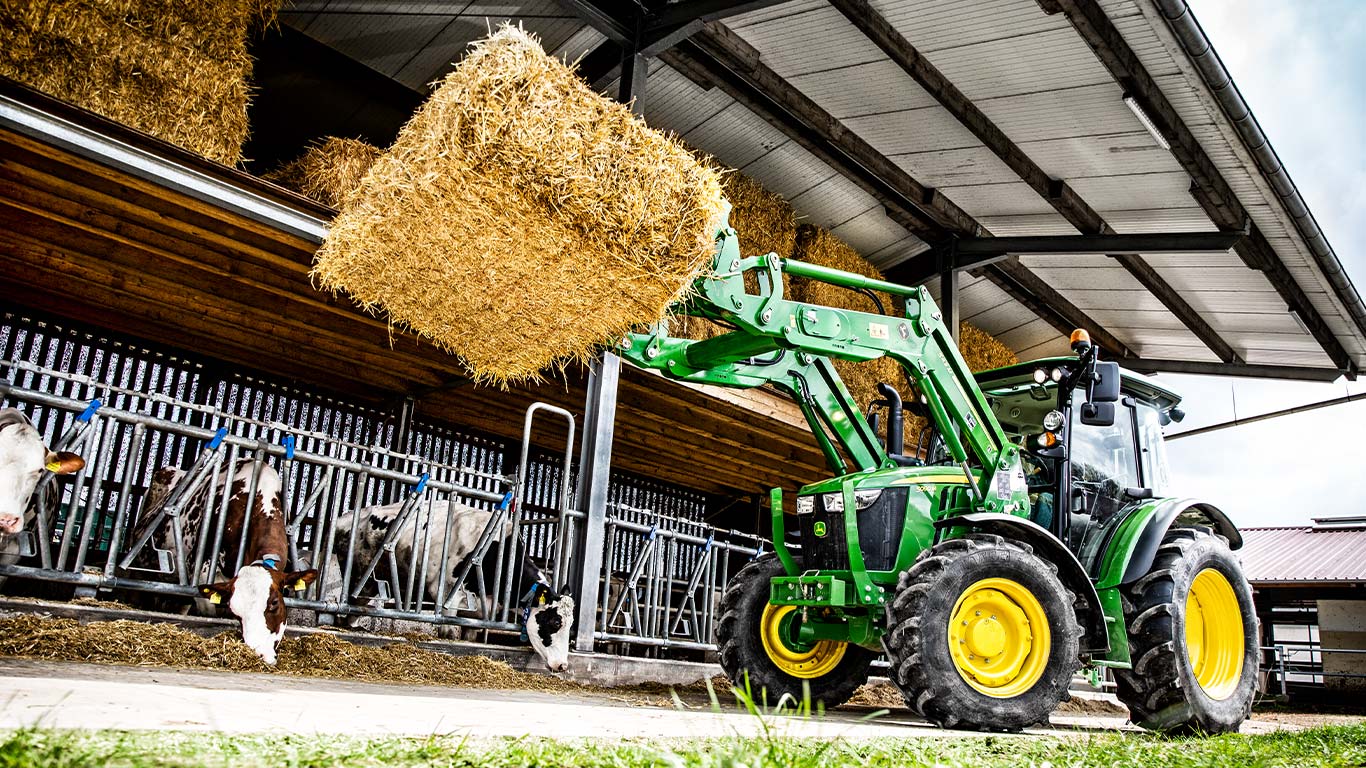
xmin=1158 ymin=0 xmax=1366 ymax=528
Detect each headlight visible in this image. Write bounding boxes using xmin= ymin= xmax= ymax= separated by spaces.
xmin=1050 ymin=367 xmax=1063 ymax=382
xmin=796 ymin=496 xmax=814 ymax=515
xmin=1042 ymin=409 xmax=1064 ymax=431
xmin=1032 ymin=368 xmax=1047 ymax=384
xmin=822 ymin=489 xmax=882 ymax=513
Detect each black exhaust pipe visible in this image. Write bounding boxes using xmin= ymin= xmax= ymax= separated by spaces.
xmin=876 ymin=382 xmax=904 ymax=457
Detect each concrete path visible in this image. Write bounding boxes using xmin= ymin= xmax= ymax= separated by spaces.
xmin=0 ymin=660 xmax=1284 ymax=740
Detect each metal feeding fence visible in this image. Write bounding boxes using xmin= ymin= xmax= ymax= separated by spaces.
xmin=0 ymin=312 xmax=758 ymax=654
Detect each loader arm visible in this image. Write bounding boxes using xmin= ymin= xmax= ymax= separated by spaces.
xmin=617 ymin=224 xmax=1023 ymax=512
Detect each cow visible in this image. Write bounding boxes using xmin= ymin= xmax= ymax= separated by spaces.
xmin=0 ymin=409 xmax=84 ymax=570
xmin=127 ymin=460 xmax=316 ymax=664
xmin=327 ymin=498 xmax=575 ymax=671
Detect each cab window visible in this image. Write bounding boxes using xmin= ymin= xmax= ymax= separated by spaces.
xmin=1068 ymin=394 xmax=1139 ymax=548
xmin=1135 ymin=403 xmax=1171 ymax=494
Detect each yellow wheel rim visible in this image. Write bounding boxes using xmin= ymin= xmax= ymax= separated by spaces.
xmin=947 ymin=578 xmax=1052 ymax=698
xmin=759 ymin=604 xmax=847 ymax=679
xmin=1185 ymin=568 xmax=1244 ymax=700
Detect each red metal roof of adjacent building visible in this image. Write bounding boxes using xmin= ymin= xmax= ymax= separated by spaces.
xmin=1238 ymin=522 xmax=1366 ymax=585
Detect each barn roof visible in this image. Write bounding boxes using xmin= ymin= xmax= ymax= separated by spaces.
xmin=268 ymin=0 xmax=1366 ymax=382
xmin=1239 ymin=521 xmax=1366 ymax=586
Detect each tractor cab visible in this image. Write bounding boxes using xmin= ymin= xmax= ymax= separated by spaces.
xmin=974 ymin=352 xmax=1187 ymax=567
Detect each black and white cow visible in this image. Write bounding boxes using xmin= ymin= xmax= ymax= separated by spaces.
xmin=128 ymin=460 xmax=316 ymax=664
xmin=0 ymin=409 xmax=84 ymax=567
xmin=328 ymin=499 xmax=575 ymax=671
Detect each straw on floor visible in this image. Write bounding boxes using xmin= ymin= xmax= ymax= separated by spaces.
xmin=314 ymin=25 xmax=727 ymax=387
xmin=0 ymin=0 xmax=275 ymax=165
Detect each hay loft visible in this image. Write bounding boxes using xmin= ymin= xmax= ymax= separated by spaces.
xmin=268 ymin=137 xmax=383 ymax=208
xmin=314 ymin=25 xmax=727 ymax=387
xmin=0 ymin=0 xmax=276 ymax=165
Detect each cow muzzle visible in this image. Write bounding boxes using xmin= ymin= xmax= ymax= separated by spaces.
xmin=0 ymin=514 xmax=21 ymax=535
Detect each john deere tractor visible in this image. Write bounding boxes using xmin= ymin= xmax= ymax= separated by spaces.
xmin=618 ymin=216 xmax=1259 ymax=733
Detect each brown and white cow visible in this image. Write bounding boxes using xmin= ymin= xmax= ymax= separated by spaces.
xmin=0 ymin=409 xmax=84 ymax=566
xmin=328 ymin=499 xmax=575 ymax=671
xmin=129 ymin=460 xmax=316 ymax=664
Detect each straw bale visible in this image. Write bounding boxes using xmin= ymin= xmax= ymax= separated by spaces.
xmin=959 ymin=321 xmax=1018 ymax=373
xmin=0 ymin=0 xmax=274 ymax=165
xmin=268 ymin=137 xmax=384 ymax=208
xmin=314 ymin=25 xmax=727 ymax=387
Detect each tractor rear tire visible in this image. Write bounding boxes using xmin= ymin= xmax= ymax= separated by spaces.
xmin=885 ymin=534 xmax=1081 ymax=731
xmin=1115 ymin=526 xmax=1258 ymax=734
xmin=716 ymin=554 xmax=875 ymax=709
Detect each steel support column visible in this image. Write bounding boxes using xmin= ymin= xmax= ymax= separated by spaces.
xmin=940 ymin=265 xmax=960 ymax=346
xmin=571 ymin=352 xmax=621 ymax=653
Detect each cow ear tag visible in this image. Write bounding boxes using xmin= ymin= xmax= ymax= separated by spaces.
xmin=293 ymin=578 xmax=308 ymax=591
xmin=44 ymin=460 xmax=62 ymax=472
xmin=208 ymin=592 xmax=222 ymax=604
xmin=538 ymin=593 xmax=546 ymax=605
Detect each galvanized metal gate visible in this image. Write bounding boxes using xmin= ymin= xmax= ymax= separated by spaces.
xmin=1 ymin=311 xmax=754 ymax=654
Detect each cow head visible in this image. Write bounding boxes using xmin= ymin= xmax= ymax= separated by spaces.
xmin=199 ymin=564 xmax=318 ymax=665
xmin=0 ymin=410 xmax=84 ymax=536
xmin=524 ymin=583 xmax=575 ymax=672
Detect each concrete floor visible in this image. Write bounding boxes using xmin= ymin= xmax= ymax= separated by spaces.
xmin=0 ymin=659 xmax=1289 ymax=740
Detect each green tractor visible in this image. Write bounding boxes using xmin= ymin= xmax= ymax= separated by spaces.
xmin=619 ymin=217 xmax=1259 ymax=733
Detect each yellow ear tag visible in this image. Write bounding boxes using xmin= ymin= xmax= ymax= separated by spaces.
xmin=45 ymin=461 xmax=62 ymax=472
xmin=293 ymin=579 xmax=308 ymax=591
xmin=208 ymin=593 xmax=222 ymax=604
xmin=538 ymin=594 xmax=546 ymax=605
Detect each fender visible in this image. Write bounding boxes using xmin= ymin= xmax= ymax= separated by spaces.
xmin=937 ymin=513 xmax=1109 ymax=655
xmin=1097 ymin=498 xmax=1241 ymax=590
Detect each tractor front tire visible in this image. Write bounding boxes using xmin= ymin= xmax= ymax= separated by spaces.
xmin=1115 ymin=526 xmax=1258 ymax=734
xmin=716 ymin=554 xmax=875 ymax=709
xmin=885 ymin=534 xmax=1081 ymax=731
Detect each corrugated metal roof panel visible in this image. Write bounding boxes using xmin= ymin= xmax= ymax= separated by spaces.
xmin=741 ymin=142 xmax=836 ymax=200
xmin=935 ymin=181 xmax=1059 ymax=217
xmin=788 ymin=61 xmax=939 ymax=119
xmin=1067 ymin=171 xmax=1199 ymax=211
xmin=300 ymin=12 xmax=454 ymax=78
xmin=830 ymin=207 xmax=916 ymax=262
xmin=997 ymin=317 xmax=1065 ymax=353
xmin=976 ymin=84 xmax=1139 ymax=143
xmin=867 ymin=236 xmax=930 ymax=271
xmin=1018 ymin=336 xmax=1075 ymax=360
xmin=976 ymin=213 xmax=1077 ymax=236
xmin=1099 ymin=207 xmax=1217 ymax=233
xmin=1019 ymin=131 xmax=1184 ymax=179
xmin=787 ymin=177 xmax=879 ymax=230
xmin=637 ymin=66 xmax=733 ymax=137
xmin=1239 ymin=527 xmax=1366 ymax=584
xmin=681 ymin=104 xmax=789 ymax=170
xmin=730 ymin=7 xmax=885 ymax=77
xmin=877 ymin=0 xmax=1067 ymax=53
xmin=914 ymin=28 xmax=1112 ymax=101
xmin=728 ymin=0 xmax=825 ymax=29
xmin=891 ymin=146 xmax=1020 ymax=188
xmin=842 ymin=107 xmax=983 ymax=157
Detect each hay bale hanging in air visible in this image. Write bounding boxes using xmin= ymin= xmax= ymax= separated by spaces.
xmin=0 ymin=0 xmax=276 ymax=165
xmin=268 ymin=137 xmax=384 ymax=208
xmin=314 ymin=25 xmax=727 ymax=387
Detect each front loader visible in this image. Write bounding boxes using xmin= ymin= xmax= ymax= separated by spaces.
xmin=617 ymin=215 xmax=1259 ymax=733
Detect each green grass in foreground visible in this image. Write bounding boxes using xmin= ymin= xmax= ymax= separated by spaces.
xmin=2 ymin=724 xmax=1365 ymax=768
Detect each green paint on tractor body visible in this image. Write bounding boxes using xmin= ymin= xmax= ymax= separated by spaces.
xmin=620 ymin=216 xmax=1242 ymax=668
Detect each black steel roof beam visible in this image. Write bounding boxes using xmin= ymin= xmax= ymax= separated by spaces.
xmin=1052 ymin=0 xmax=1354 ymax=375
xmin=574 ymin=39 xmax=625 ymax=86
xmin=554 ymin=0 xmax=636 ymax=43
xmin=829 ymin=0 xmax=1236 ymax=364
xmin=1123 ymin=359 xmax=1344 ymax=382
xmin=954 ymin=232 xmax=1246 ymax=255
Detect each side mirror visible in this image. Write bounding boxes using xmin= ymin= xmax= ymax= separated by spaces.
xmin=1091 ymin=362 xmax=1120 ymax=404
xmin=1080 ymin=401 xmax=1115 ymax=427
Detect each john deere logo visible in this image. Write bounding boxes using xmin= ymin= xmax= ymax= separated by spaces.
xmin=813 ymin=521 xmax=828 ymax=537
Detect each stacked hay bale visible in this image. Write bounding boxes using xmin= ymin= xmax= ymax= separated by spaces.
xmin=314 ymin=26 xmax=727 ymax=387
xmin=0 ymin=0 xmax=276 ymax=165
xmin=268 ymin=138 xmax=383 ymax=208
xmin=675 ymin=170 xmax=799 ymax=341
